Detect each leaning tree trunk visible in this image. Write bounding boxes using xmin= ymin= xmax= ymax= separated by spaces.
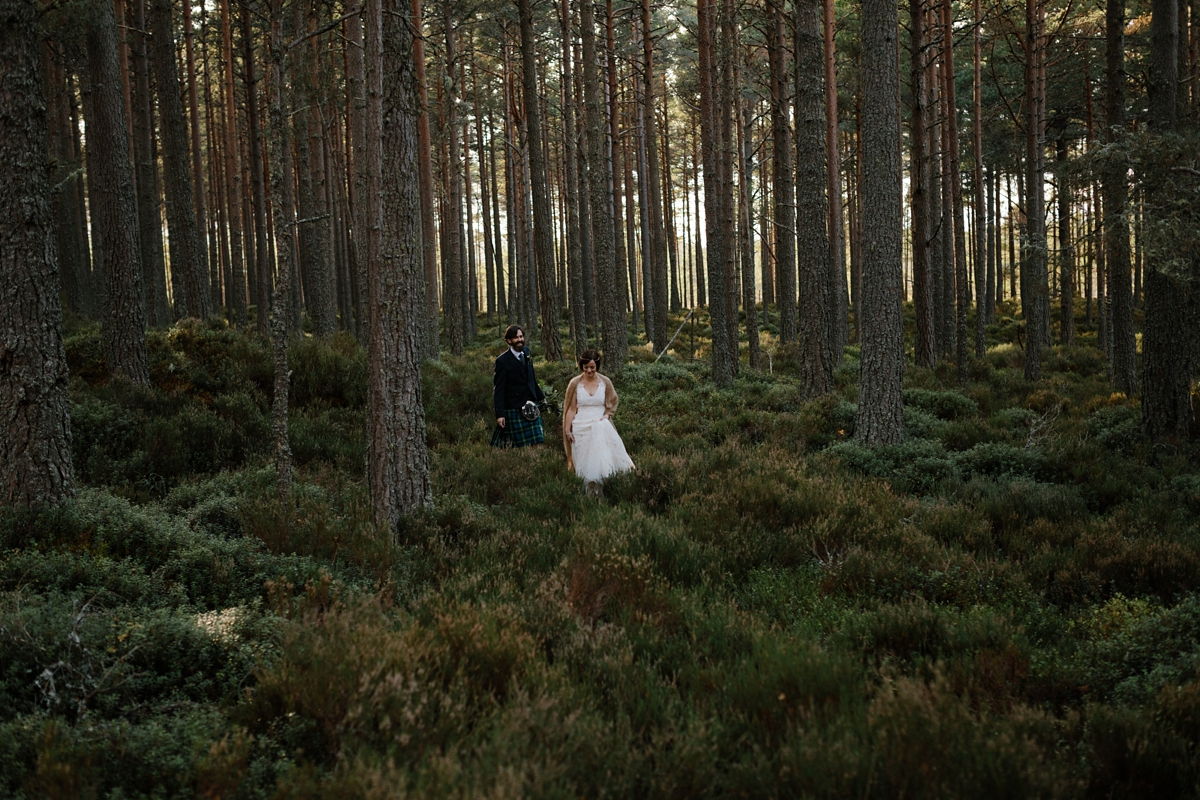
xmin=85 ymin=0 xmax=149 ymax=386
xmin=795 ymin=0 xmax=834 ymax=398
xmin=1105 ymin=0 xmax=1137 ymax=396
xmin=149 ymin=0 xmax=211 ymax=322
xmin=517 ymin=0 xmax=563 ymax=361
xmin=856 ymin=0 xmax=905 ymax=446
xmin=1 ymin=0 xmax=75 ymax=507
xmin=371 ymin=0 xmax=433 ymax=525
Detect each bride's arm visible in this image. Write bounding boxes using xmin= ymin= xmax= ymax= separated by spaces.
xmin=600 ymin=375 xmax=618 ymax=420
xmin=562 ymin=377 xmax=579 ymax=443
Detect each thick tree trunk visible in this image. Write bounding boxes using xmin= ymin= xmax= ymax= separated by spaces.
xmin=517 ymin=0 xmax=562 ymax=360
xmin=856 ymin=0 xmax=905 ymax=446
xmin=1 ymin=0 xmax=75 ymax=507
xmin=150 ymin=0 xmax=211 ymax=322
xmin=1142 ymin=0 xmax=1195 ymax=441
xmin=795 ymin=0 xmax=834 ymax=397
xmin=910 ymin=0 xmax=935 ymax=368
xmin=368 ymin=0 xmax=432 ymax=524
xmin=85 ymin=0 xmax=149 ymax=386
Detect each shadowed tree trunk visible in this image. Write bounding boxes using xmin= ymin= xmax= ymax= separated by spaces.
xmin=795 ymin=0 xmax=834 ymax=397
xmin=560 ymin=0 xmax=585 ymax=357
xmin=1142 ymin=0 xmax=1196 ymax=441
xmin=1022 ymin=0 xmax=1050 ymax=381
xmin=220 ymin=0 xmax=247 ymax=327
xmin=972 ymin=0 xmax=987 ymax=356
xmin=910 ymin=0 xmax=935 ymax=368
xmin=442 ymin=10 xmax=465 ymax=355
xmin=1057 ymin=135 xmax=1075 ymax=345
xmin=941 ymin=0 xmax=969 ymax=386
xmin=130 ymin=0 xmax=169 ymax=326
xmin=413 ymin=0 xmax=439 ymax=357
xmin=856 ymin=0 xmax=905 ymax=446
xmin=1105 ymin=0 xmax=1136 ymax=396
xmin=823 ymin=0 xmax=848 ymax=357
xmin=517 ymin=0 xmax=563 ymax=360
xmin=182 ymin=0 xmax=208 ymax=315
xmin=150 ymin=0 xmax=211 ymax=322
xmin=768 ymin=0 xmax=795 ymax=344
xmin=241 ymin=0 xmax=269 ymax=335
xmin=266 ymin=0 xmax=293 ymax=498
xmin=642 ymin=0 xmax=669 ymax=350
xmin=85 ymin=0 xmax=149 ymax=386
xmin=1 ymin=0 xmax=75 ymax=507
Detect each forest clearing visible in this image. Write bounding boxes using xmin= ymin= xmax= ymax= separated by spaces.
xmin=3 ymin=0 xmax=1200 ymax=794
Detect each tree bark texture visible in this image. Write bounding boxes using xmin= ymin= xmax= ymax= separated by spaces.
xmin=856 ymin=0 xmax=905 ymax=446
xmin=941 ymin=0 xmax=969 ymax=386
xmin=85 ymin=0 xmax=149 ymax=386
xmin=130 ymin=0 xmax=169 ymax=326
xmin=372 ymin=0 xmax=433 ymax=523
xmin=1105 ymin=0 xmax=1137 ymax=396
xmin=517 ymin=0 xmax=563 ymax=360
xmin=768 ymin=0 xmax=796 ymax=344
xmin=150 ymin=0 xmax=211 ymax=322
xmin=642 ymin=0 xmax=669 ymax=350
xmin=909 ymin=0 xmax=935 ymax=368
xmin=795 ymin=0 xmax=834 ymax=397
xmin=1 ymin=0 xmax=76 ymax=507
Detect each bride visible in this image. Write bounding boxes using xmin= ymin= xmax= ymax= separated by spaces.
xmin=562 ymin=349 xmax=634 ymax=496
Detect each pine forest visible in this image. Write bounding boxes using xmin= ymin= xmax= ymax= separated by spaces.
xmin=2 ymin=0 xmax=1200 ymax=794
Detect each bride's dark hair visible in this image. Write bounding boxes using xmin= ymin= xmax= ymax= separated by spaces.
xmin=578 ymin=349 xmax=602 ymax=369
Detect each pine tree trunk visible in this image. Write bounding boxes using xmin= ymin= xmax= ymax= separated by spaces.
xmin=1022 ymin=0 xmax=1050 ymax=381
xmin=130 ymin=0 xmax=169 ymax=326
xmin=910 ymin=0 xmax=935 ymax=368
xmin=370 ymin=0 xmax=432 ymax=524
xmin=412 ymin=0 xmax=439 ymax=356
xmin=560 ymin=0 xmax=586 ymax=357
xmin=1056 ymin=136 xmax=1075 ymax=345
xmin=972 ymin=0 xmax=987 ymax=355
xmin=182 ymin=0 xmax=209 ymax=316
xmin=1142 ymin=0 xmax=1195 ymax=441
xmin=241 ymin=1 xmax=270 ymax=335
xmin=442 ymin=14 xmax=465 ymax=355
xmin=698 ymin=0 xmax=732 ymax=385
xmin=856 ymin=0 xmax=905 ymax=446
xmin=517 ymin=0 xmax=562 ymax=359
xmin=220 ymin=0 xmax=247 ymax=326
xmin=642 ymin=0 xmax=669 ymax=349
xmin=823 ymin=0 xmax=848 ymax=357
xmin=795 ymin=0 xmax=834 ymax=397
xmin=1 ymin=0 xmax=76 ymax=507
xmin=1105 ymin=0 xmax=1137 ymax=395
xmin=607 ymin=0 xmax=631 ymax=318
xmin=737 ymin=93 xmax=761 ymax=370
xmin=768 ymin=0 xmax=796 ymax=344
xmin=718 ymin=0 xmax=740 ymax=374
xmin=582 ymin=0 xmax=625 ymax=372
xmin=941 ymin=0 xmax=969 ymax=385
xmin=150 ymin=0 xmax=211 ymax=322
xmin=85 ymin=0 xmax=149 ymax=386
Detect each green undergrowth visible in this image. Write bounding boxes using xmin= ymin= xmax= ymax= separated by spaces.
xmin=3 ymin=312 xmax=1200 ymax=798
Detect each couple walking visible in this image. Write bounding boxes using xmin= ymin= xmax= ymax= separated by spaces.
xmin=491 ymin=325 xmax=633 ymax=495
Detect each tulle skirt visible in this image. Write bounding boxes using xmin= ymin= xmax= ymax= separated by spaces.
xmin=572 ymin=412 xmax=634 ymax=484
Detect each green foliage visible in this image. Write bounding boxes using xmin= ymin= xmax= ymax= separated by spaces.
xmin=6 ymin=320 xmax=1200 ymax=798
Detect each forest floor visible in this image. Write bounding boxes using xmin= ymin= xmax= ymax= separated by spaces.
xmin=3 ymin=302 xmax=1200 ymax=798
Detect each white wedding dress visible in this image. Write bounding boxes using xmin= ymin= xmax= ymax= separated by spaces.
xmin=572 ymin=381 xmax=634 ymax=484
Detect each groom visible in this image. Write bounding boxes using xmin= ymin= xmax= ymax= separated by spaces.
xmin=491 ymin=325 xmax=546 ymax=447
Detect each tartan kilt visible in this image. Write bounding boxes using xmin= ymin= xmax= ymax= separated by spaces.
xmin=490 ymin=408 xmax=545 ymax=447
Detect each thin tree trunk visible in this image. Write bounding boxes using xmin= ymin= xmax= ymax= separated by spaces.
xmin=1057 ymin=136 xmax=1075 ymax=344
xmin=972 ymin=0 xmax=987 ymax=355
xmin=412 ymin=0 xmax=438 ymax=356
xmin=823 ymin=0 xmax=848 ymax=357
xmin=642 ymin=0 xmax=669 ymax=349
xmin=1106 ymin=0 xmax=1136 ymax=395
xmin=941 ymin=0 xmax=969 ymax=385
xmin=182 ymin=0 xmax=208 ymax=314
xmin=768 ymin=0 xmax=796 ymax=343
xmin=130 ymin=0 xmax=169 ymax=326
xmin=560 ymin=0 xmax=585 ymax=356
xmin=1022 ymin=0 xmax=1050 ymax=380
xmin=699 ymin=0 xmax=732 ymax=384
xmin=220 ymin=0 xmax=247 ymax=326
xmin=241 ymin=1 xmax=270 ymax=335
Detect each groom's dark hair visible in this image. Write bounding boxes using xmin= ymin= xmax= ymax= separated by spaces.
xmin=504 ymin=325 xmax=524 ymax=341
